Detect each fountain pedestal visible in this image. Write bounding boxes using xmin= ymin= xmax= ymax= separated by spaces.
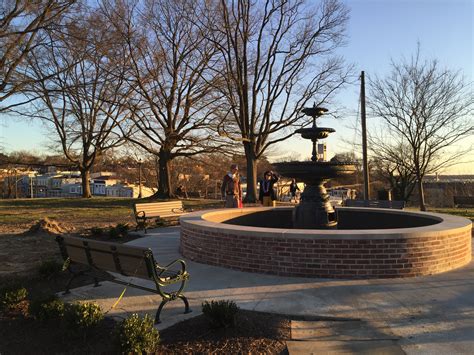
xmin=274 ymin=105 xmax=355 ymax=229
xmin=293 ymin=180 xmax=336 ymax=228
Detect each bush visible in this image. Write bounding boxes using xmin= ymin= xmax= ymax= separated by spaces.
xmin=0 ymin=285 xmax=28 ymax=311
xmin=108 ymin=226 xmax=121 ymax=239
xmin=108 ymin=223 xmax=129 ymax=239
xmin=29 ymin=296 xmax=65 ymax=321
xmin=118 ymin=313 xmax=159 ymax=354
xmin=38 ymin=258 xmax=63 ymax=278
xmin=90 ymin=227 xmax=104 ymax=237
xmin=202 ymin=300 xmax=239 ymax=328
xmin=116 ymin=223 xmax=129 ymax=236
xmin=66 ymin=302 xmax=104 ymax=329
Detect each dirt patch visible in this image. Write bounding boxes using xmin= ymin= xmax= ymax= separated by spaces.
xmin=27 ymin=218 xmax=74 ymax=235
xmin=0 ymin=232 xmax=60 ymax=277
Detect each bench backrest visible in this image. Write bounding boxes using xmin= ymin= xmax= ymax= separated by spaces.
xmin=134 ymin=200 xmax=184 ymax=218
xmin=453 ymin=195 xmax=474 ymax=206
xmin=56 ymin=235 xmax=155 ymax=279
xmin=344 ymin=199 xmax=405 ymax=209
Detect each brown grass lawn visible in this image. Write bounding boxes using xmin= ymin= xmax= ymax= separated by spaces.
xmin=0 ymin=197 xmax=223 ymax=233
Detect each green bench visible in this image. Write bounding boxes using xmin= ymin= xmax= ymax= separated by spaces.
xmin=344 ymin=199 xmax=405 ymax=209
xmin=133 ymin=200 xmax=189 ymax=232
xmin=454 ymin=196 xmax=474 ymax=208
xmin=56 ymin=235 xmax=191 ymax=323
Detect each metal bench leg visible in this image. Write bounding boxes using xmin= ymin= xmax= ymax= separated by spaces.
xmin=178 ymin=294 xmax=192 ymax=314
xmin=155 ymin=299 xmax=169 ymax=324
xmin=93 ymin=277 xmax=101 ymax=288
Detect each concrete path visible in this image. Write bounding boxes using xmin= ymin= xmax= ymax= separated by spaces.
xmin=63 ymin=226 xmax=474 ymax=354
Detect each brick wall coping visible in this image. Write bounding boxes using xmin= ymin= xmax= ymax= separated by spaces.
xmin=180 ymin=207 xmax=472 ymax=240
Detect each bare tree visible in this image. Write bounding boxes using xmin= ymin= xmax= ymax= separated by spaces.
xmin=21 ymin=8 xmax=131 ymax=197
xmin=206 ymin=0 xmax=352 ymax=202
xmin=370 ymin=144 xmax=417 ymax=202
xmin=369 ymin=47 xmax=474 ymax=210
xmin=106 ymin=0 xmax=231 ymax=198
xmin=0 ymin=0 xmax=75 ymax=112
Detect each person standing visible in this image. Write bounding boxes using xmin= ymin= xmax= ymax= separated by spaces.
xmin=289 ymin=178 xmax=300 ymax=203
xmin=259 ymin=170 xmax=279 ymax=207
xmin=221 ymin=164 xmax=242 ymax=208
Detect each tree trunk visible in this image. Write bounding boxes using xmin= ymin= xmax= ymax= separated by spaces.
xmin=417 ymin=177 xmax=426 ymax=211
xmin=243 ymin=142 xmax=258 ymax=203
xmin=81 ymin=169 xmax=92 ymax=198
xmin=157 ymin=148 xmax=172 ymax=199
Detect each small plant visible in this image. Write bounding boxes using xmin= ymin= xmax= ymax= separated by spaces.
xmin=116 ymin=223 xmax=129 ymax=236
xmin=109 ymin=223 xmax=129 ymax=238
xmin=29 ymin=295 xmax=65 ymax=321
xmin=65 ymin=302 xmax=104 ymax=329
xmin=0 ymin=285 xmax=28 ymax=311
xmin=38 ymin=258 xmax=63 ymax=278
xmin=90 ymin=227 xmax=104 ymax=237
xmin=118 ymin=313 xmax=159 ymax=354
xmin=108 ymin=226 xmax=121 ymax=239
xmin=202 ymin=300 xmax=239 ymax=328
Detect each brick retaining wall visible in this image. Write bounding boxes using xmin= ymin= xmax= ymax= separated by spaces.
xmin=180 ymin=208 xmax=472 ymax=279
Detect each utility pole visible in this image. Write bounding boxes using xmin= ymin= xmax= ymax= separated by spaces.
xmin=361 ymin=71 xmax=370 ymax=200
xmin=138 ymin=159 xmax=142 ymax=199
xmin=30 ymin=174 xmax=34 ymax=198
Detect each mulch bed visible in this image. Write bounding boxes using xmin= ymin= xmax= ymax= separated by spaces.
xmin=1 ymin=301 xmax=291 ymax=354
xmin=157 ymin=309 xmax=291 ymax=354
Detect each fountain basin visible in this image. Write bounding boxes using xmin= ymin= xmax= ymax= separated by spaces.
xmin=180 ymin=207 xmax=472 ymax=279
xmin=273 ymin=161 xmax=356 ymax=181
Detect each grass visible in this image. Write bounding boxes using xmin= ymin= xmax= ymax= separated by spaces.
xmin=0 ymin=197 xmax=223 ymax=232
xmin=428 ymin=207 xmax=474 ymax=222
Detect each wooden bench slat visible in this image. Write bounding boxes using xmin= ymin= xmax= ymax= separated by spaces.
xmin=133 ymin=200 xmax=189 ymax=232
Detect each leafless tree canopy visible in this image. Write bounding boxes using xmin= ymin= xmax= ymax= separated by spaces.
xmin=0 ymin=0 xmax=75 ymax=112
xmin=104 ymin=0 xmax=232 ymax=197
xmin=368 ymin=47 xmax=474 ymax=210
xmin=21 ymin=8 xmax=131 ymax=197
xmin=206 ymin=0 xmax=352 ymax=201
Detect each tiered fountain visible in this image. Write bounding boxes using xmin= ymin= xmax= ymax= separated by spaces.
xmin=179 ymin=105 xmax=472 ymax=279
xmin=273 ymin=105 xmax=355 ymax=228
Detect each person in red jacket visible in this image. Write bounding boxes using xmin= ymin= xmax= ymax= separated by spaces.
xmin=221 ymin=164 xmax=242 ymax=208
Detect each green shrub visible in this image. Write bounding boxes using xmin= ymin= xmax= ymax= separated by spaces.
xmin=38 ymin=258 xmax=63 ymax=278
xmin=108 ymin=226 xmax=121 ymax=239
xmin=29 ymin=295 xmax=65 ymax=321
xmin=118 ymin=313 xmax=159 ymax=354
xmin=202 ymin=300 xmax=239 ymax=328
xmin=116 ymin=223 xmax=129 ymax=236
xmin=66 ymin=302 xmax=104 ymax=329
xmin=90 ymin=227 xmax=104 ymax=237
xmin=0 ymin=285 xmax=28 ymax=311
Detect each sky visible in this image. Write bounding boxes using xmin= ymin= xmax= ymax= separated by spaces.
xmin=1 ymin=0 xmax=473 ymax=173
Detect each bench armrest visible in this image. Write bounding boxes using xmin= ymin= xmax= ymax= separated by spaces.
xmin=157 ymin=258 xmax=187 ymax=276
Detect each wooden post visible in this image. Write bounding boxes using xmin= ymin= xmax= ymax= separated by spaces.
xmin=361 ymin=71 xmax=370 ymax=200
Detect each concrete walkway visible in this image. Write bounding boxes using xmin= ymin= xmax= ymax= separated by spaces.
xmin=63 ymin=226 xmax=474 ymax=354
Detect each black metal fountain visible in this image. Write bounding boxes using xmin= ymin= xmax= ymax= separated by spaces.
xmin=273 ymin=105 xmax=356 ymax=229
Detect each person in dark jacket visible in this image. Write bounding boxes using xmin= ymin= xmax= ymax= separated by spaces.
xmin=259 ymin=170 xmax=279 ymax=207
xmin=289 ymin=178 xmax=300 ymax=202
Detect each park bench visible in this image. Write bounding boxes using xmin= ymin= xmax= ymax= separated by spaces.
xmin=344 ymin=199 xmax=405 ymax=209
xmin=454 ymin=195 xmax=474 ymax=208
xmin=56 ymin=235 xmax=191 ymax=324
xmin=133 ymin=200 xmax=189 ymax=232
